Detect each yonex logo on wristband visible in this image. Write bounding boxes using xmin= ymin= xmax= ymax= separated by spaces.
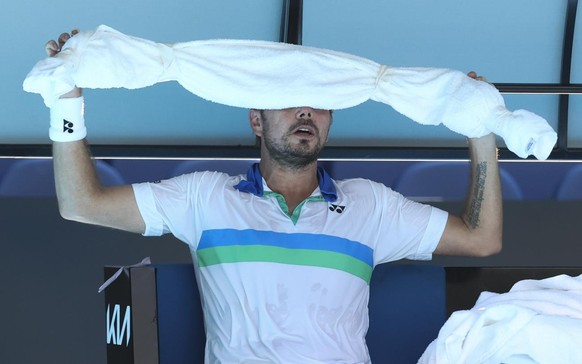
xmin=49 ymin=98 xmax=86 ymax=142
xmin=63 ymin=119 xmax=75 ymax=134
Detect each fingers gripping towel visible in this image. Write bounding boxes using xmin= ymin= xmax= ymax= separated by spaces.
xmin=23 ymin=25 xmax=557 ymax=159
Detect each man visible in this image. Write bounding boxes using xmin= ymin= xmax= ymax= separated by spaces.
xmin=46 ymin=31 xmax=501 ymax=363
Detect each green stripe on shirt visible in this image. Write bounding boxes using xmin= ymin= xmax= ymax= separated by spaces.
xmin=197 ymin=244 xmax=373 ymax=284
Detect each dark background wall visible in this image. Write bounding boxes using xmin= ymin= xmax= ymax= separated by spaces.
xmin=2 ymin=198 xmax=190 ymax=364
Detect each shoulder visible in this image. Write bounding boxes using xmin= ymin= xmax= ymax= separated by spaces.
xmin=333 ymin=177 xmax=436 ymax=214
xmin=135 ymin=170 xmax=246 ymax=196
xmin=171 ymin=170 xmax=244 ymax=184
xmin=333 ymin=177 xmax=409 ymax=209
xmin=334 ymin=177 xmax=398 ymax=197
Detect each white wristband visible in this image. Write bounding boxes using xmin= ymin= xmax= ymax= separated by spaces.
xmin=49 ymin=97 xmax=87 ymax=142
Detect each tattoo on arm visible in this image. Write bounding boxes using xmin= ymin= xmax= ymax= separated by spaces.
xmin=466 ymin=161 xmax=487 ymax=228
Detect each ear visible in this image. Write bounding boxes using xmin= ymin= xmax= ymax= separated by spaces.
xmin=249 ymin=109 xmax=263 ymax=137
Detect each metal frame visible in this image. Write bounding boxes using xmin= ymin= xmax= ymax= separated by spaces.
xmin=4 ymin=143 xmax=582 ymax=161
xmin=557 ymin=0 xmax=579 ymax=152
xmin=494 ymin=84 xmax=582 ymax=94
xmin=2 ymin=0 xmax=580 ymax=161
xmin=280 ymin=0 xmax=303 ymax=45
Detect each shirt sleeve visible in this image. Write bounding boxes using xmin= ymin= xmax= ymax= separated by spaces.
xmin=131 ymin=172 xmax=231 ymax=246
xmin=414 ymin=205 xmax=448 ymax=260
xmin=364 ymin=181 xmax=449 ymax=264
xmin=132 ymin=181 xmax=169 ymax=237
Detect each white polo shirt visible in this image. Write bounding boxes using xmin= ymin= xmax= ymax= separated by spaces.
xmin=132 ymin=164 xmax=448 ymax=364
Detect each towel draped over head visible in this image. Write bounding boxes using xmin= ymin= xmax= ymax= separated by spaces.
xmin=23 ymin=25 xmax=557 ymax=160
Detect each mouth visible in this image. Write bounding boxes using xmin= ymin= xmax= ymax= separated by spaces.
xmin=293 ymin=127 xmax=315 ymax=136
xmin=290 ymin=121 xmax=317 ymax=138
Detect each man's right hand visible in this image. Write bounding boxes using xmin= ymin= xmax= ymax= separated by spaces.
xmin=45 ymin=30 xmax=82 ymax=98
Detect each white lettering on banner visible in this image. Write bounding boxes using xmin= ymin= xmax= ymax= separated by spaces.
xmin=106 ymin=304 xmax=131 ymax=346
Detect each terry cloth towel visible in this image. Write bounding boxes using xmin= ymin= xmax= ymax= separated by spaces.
xmin=23 ymin=25 xmax=557 ymax=160
xmin=418 ymin=273 xmax=582 ymax=364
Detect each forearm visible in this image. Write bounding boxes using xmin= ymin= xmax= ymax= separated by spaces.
xmin=462 ymin=133 xmax=503 ymax=254
xmin=435 ymin=133 xmax=502 ymax=256
xmin=53 ymin=139 xmax=101 ymax=220
xmin=51 ymin=89 xmax=99 ymax=220
xmin=52 ymin=140 xmax=145 ymax=233
xmin=50 ymin=95 xmax=143 ymax=232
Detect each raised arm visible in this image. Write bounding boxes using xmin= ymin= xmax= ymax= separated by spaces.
xmin=47 ymin=31 xmax=145 ymax=234
xmin=432 ymin=72 xmax=503 ymax=257
xmin=434 ymin=132 xmax=502 ymax=257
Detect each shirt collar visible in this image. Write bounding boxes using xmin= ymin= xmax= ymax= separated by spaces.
xmin=234 ymin=163 xmax=338 ymax=202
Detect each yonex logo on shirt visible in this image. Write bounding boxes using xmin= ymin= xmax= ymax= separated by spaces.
xmin=63 ymin=119 xmax=74 ymax=133
xmin=329 ymin=204 xmax=346 ymax=213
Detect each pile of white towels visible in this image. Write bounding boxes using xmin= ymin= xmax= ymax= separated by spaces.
xmin=418 ymin=273 xmax=582 ymax=363
xmin=23 ymin=25 xmax=557 ymax=160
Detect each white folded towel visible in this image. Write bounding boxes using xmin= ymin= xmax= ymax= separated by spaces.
xmin=23 ymin=25 xmax=557 ymax=159
xmin=418 ymin=273 xmax=582 ymax=364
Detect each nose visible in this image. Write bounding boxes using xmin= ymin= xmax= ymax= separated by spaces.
xmin=296 ymin=107 xmax=313 ymax=119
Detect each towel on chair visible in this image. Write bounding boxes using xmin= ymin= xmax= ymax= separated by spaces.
xmin=23 ymin=25 xmax=557 ymax=160
xmin=418 ymin=273 xmax=582 ymax=363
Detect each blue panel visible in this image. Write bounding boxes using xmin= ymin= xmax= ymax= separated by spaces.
xmin=569 ymin=95 xmax=582 ymax=147
xmin=367 ymin=264 xmax=446 ymax=363
xmin=155 ymin=264 xmax=206 ymax=364
xmin=304 ymin=0 xmax=565 ymax=81
xmin=304 ymin=0 xmax=565 ymax=147
xmin=2 ymin=0 xmax=282 ymax=145
xmin=570 ymin=1 xmax=582 ymax=83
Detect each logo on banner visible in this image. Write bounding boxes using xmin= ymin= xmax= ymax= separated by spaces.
xmin=106 ymin=304 xmax=131 ymax=346
xmin=63 ymin=119 xmax=75 ymax=134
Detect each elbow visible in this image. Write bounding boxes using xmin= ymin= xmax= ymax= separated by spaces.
xmin=57 ymin=198 xmax=93 ymax=224
xmin=491 ymin=238 xmax=503 ymax=256
xmin=473 ymin=237 xmax=503 ymax=257
xmin=475 ymin=245 xmax=502 ymax=258
xmin=58 ymin=203 xmax=83 ymax=223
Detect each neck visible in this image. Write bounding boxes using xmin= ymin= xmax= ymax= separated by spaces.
xmin=259 ymin=157 xmax=319 ymax=213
